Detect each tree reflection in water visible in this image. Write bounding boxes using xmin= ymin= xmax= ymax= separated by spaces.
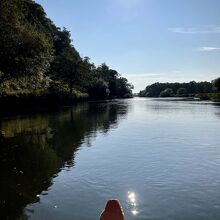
xmin=0 ymin=101 xmax=129 ymax=220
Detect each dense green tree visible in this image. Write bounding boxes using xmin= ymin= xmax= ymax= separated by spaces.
xmin=213 ymin=77 xmax=220 ymax=92
xmin=0 ymin=0 xmax=133 ymax=100
xmin=0 ymin=0 xmax=53 ymax=83
xmin=66 ymin=56 xmax=96 ymax=91
xmin=53 ymin=28 xmax=72 ymax=56
xmin=50 ymin=47 xmax=81 ymax=94
xmin=177 ymin=88 xmax=187 ymax=96
xmin=106 ymin=70 xmax=118 ymax=97
xmin=96 ymin=63 xmax=110 ymax=80
xmin=94 ymin=64 xmax=133 ymax=98
xmin=139 ymin=81 xmax=213 ymax=97
xmin=159 ymin=88 xmax=174 ymax=97
xmin=88 ymin=79 xmax=110 ymax=99
xmin=115 ymin=77 xmax=133 ymax=98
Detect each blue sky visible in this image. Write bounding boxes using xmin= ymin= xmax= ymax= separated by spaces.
xmin=36 ymin=0 xmax=220 ymax=92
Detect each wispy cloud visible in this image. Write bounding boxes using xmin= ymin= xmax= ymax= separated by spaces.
xmin=169 ymin=25 xmax=220 ymax=34
xmin=199 ymin=47 xmax=220 ymax=52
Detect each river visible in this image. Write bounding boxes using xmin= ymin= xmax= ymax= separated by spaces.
xmin=1 ymin=98 xmax=220 ymax=220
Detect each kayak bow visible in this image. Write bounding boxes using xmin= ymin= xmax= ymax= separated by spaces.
xmin=100 ymin=200 xmax=125 ymax=220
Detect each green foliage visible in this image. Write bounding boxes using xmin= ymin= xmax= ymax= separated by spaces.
xmin=177 ymin=87 xmax=187 ymax=96
xmin=139 ymin=81 xmax=214 ymax=97
xmin=213 ymin=77 xmax=220 ymax=92
xmin=88 ymin=79 xmax=110 ymax=100
xmin=0 ymin=0 xmax=133 ymax=101
xmin=209 ymin=93 xmax=220 ymax=101
xmin=195 ymin=93 xmax=220 ymax=101
xmin=0 ymin=0 xmax=53 ymax=83
xmin=159 ymin=88 xmax=174 ymax=97
xmin=115 ymin=77 xmax=134 ymax=98
xmin=92 ymin=63 xmax=134 ymax=99
xmin=50 ymin=46 xmax=81 ymax=94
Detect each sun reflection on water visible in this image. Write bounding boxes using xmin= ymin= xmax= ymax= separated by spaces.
xmin=128 ymin=191 xmax=139 ymax=216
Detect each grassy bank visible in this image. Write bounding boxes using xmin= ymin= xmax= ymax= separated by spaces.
xmin=195 ymin=93 xmax=220 ymax=101
xmin=0 ymin=90 xmax=88 ymax=115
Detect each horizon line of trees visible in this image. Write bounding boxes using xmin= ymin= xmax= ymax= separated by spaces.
xmin=0 ymin=0 xmax=133 ymax=100
xmin=139 ymin=79 xmax=220 ymax=97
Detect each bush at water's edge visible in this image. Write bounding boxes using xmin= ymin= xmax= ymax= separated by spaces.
xmin=0 ymin=91 xmax=88 ymax=115
xmin=195 ymin=93 xmax=220 ymax=101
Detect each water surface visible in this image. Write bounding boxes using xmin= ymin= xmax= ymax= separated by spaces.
xmin=1 ymin=98 xmax=220 ymax=220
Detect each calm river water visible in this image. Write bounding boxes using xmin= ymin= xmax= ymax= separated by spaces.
xmin=1 ymin=98 xmax=220 ymax=220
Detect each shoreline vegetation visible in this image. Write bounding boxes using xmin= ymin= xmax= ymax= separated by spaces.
xmin=1 ymin=1 xmax=219 ymax=116
xmin=0 ymin=0 xmax=133 ymax=114
xmin=138 ymin=80 xmax=220 ymax=101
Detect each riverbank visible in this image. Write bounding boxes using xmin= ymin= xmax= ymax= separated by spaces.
xmin=195 ymin=93 xmax=220 ymax=101
xmin=0 ymin=90 xmax=87 ymax=116
xmin=138 ymin=81 xmax=220 ymax=100
xmin=0 ymin=90 xmax=133 ymax=116
xmin=0 ymin=0 xmax=133 ymax=113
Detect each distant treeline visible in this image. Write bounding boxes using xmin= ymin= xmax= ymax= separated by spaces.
xmin=0 ymin=0 xmax=133 ymax=103
xmin=139 ymin=80 xmax=220 ymax=97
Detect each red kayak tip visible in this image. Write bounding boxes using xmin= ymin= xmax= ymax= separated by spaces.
xmin=100 ymin=200 xmax=125 ymax=220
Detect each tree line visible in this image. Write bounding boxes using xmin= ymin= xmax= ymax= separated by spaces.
xmin=0 ymin=0 xmax=133 ymax=101
xmin=139 ymin=80 xmax=220 ymax=97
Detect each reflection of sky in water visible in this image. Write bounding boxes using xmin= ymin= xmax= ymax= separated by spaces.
xmin=128 ymin=191 xmax=138 ymax=216
xmin=5 ymin=98 xmax=220 ymax=220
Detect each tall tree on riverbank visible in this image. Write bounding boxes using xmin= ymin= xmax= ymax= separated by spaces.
xmin=0 ymin=0 xmax=53 ymax=83
xmin=213 ymin=77 xmax=220 ymax=92
xmin=0 ymin=0 xmax=133 ymax=99
xmin=94 ymin=64 xmax=133 ymax=98
xmin=49 ymin=28 xmax=81 ymax=94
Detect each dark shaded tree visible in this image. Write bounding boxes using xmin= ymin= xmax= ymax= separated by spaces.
xmin=139 ymin=81 xmax=213 ymax=97
xmin=159 ymin=88 xmax=174 ymax=97
xmin=50 ymin=46 xmax=81 ymax=94
xmin=0 ymin=0 xmax=53 ymax=83
xmin=115 ymin=77 xmax=134 ymax=98
xmin=0 ymin=0 xmax=133 ymax=101
xmin=88 ymin=79 xmax=110 ymax=100
xmin=213 ymin=77 xmax=220 ymax=92
xmin=177 ymin=87 xmax=187 ymax=96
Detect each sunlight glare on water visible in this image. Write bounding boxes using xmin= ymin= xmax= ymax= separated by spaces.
xmin=1 ymin=98 xmax=220 ymax=220
xmin=128 ymin=191 xmax=139 ymax=216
